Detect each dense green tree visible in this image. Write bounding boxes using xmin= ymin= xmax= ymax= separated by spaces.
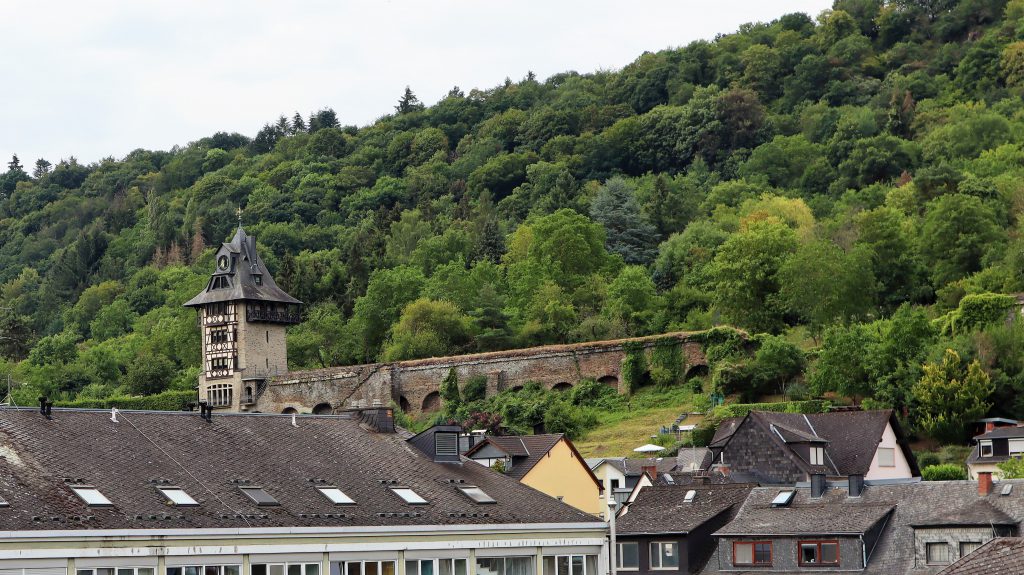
xmin=920 ymin=194 xmax=1004 ymax=286
xmin=381 ymin=298 xmax=473 ymax=361
xmin=124 ymin=353 xmax=176 ymax=396
xmin=913 ymin=349 xmax=994 ymax=442
xmin=777 ymin=241 xmax=878 ymax=336
xmin=589 ymin=177 xmax=658 ymax=265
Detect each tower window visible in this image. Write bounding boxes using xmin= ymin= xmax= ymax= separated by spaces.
xmin=253 ymin=275 xmax=263 ymax=285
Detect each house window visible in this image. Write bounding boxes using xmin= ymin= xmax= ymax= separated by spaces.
xmin=207 ymin=383 xmax=233 ymax=407
xmin=733 ymin=542 xmax=772 ymax=566
xmin=406 ymin=559 xmax=467 ymax=575
xmin=980 ymin=440 xmax=994 ymax=457
xmin=798 ymin=541 xmax=839 ymax=565
xmin=877 ymin=447 xmax=895 ymax=467
xmin=809 ymin=447 xmax=824 ymax=466
xmin=959 ymin=541 xmax=983 ymax=557
xmin=252 ymin=565 xmax=320 ymax=575
xmin=167 ymin=567 xmax=240 ymax=575
xmin=1010 ymin=439 xmax=1024 ymax=455
xmin=926 ymin=542 xmax=950 ymax=565
xmin=543 ymin=555 xmax=596 ymax=575
xmin=477 ymin=557 xmax=533 ymax=575
xmin=76 ymin=564 xmax=156 ymax=568
xmin=210 ymin=327 xmax=229 ymax=344
xmin=649 ymin=542 xmax=679 ymax=570
xmin=344 ymin=562 xmax=396 ymax=575
xmin=611 ymin=479 xmax=621 ymax=489
xmin=616 ymin=542 xmax=639 ymax=570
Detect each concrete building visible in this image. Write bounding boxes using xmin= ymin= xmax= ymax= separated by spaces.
xmin=0 ymin=405 xmax=608 ymax=575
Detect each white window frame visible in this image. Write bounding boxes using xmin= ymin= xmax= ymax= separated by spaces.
xmin=405 ymin=558 xmax=468 ymax=575
xmin=649 ymin=542 xmax=679 ymax=570
xmin=251 ymin=563 xmax=321 ymax=575
xmin=342 ymin=561 xmax=397 ymax=575
xmin=809 ymin=447 xmax=824 ymax=466
xmin=477 ymin=556 xmax=534 ymax=575
xmin=877 ymin=447 xmax=896 ymax=467
xmin=980 ymin=440 xmax=994 ymax=457
xmin=1009 ymin=439 xmax=1024 ymax=455
xmin=616 ymin=542 xmax=640 ymax=571
xmin=166 ymin=566 xmax=241 ymax=575
xmin=77 ymin=568 xmax=156 ymax=575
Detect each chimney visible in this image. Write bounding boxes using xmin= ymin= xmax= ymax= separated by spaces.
xmin=358 ymin=407 xmax=395 ymax=433
xmin=848 ymin=474 xmax=864 ymax=497
xmin=986 ymin=421 xmax=996 ymax=433
xmin=38 ymin=397 xmax=53 ymax=418
xmin=979 ymin=471 xmax=993 ymax=497
xmin=811 ymin=473 xmax=826 ymax=499
xmin=642 ymin=464 xmax=658 ymax=478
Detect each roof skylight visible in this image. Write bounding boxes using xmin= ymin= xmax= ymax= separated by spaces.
xmin=0 ymin=493 xmax=8 ymax=507
xmin=317 ymin=486 xmax=355 ymax=505
xmin=71 ymin=486 xmax=113 ymax=507
xmin=1002 ymin=483 xmax=1014 ymax=496
xmin=159 ymin=487 xmax=198 ymax=506
xmin=771 ymin=490 xmax=795 ymax=507
xmin=391 ymin=487 xmax=428 ymax=504
xmin=240 ymin=486 xmax=280 ymax=506
xmin=683 ymin=489 xmax=697 ymax=503
xmin=459 ymin=486 xmax=496 ymax=504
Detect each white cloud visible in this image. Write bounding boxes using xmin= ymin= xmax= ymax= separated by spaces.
xmin=0 ymin=0 xmax=832 ymax=165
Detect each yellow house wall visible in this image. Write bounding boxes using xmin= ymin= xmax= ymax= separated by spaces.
xmin=521 ymin=439 xmax=602 ymax=516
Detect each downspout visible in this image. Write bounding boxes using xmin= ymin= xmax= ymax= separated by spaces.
xmin=860 ymin=535 xmax=866 ymax=569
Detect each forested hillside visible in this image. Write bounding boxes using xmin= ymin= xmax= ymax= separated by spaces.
xmin=3 ymin=0 xmax=1024 ymax=440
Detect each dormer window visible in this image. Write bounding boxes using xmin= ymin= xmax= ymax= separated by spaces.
xmin=211 ymin=276 xmax=232 ymax=290
xmin=810 ymin=446 xmax=824 ymax=466
xmin=980 ymin=440 xmax=993 ymax=457
xmin=253 ymin=275 xmax=262 ymax=286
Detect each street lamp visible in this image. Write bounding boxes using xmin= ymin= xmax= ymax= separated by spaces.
xmin=608 ymin=497 xmax=618 ymax=575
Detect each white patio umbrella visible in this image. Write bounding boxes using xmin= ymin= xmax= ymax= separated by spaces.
xmin=633 ymin=443 xmax=664 ymax=453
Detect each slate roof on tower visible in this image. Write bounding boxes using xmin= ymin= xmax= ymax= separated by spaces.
xmin=184 ymin=226 xmax=301 ymax=307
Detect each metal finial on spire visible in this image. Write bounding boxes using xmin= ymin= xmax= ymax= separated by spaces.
xmin=236 ymin=205 xmax=243 ymax=228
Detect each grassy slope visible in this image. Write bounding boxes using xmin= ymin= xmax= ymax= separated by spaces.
xmin=574 ymin=385 xmax=700 ymax=458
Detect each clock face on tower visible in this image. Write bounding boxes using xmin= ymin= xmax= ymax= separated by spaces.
xmin=218 ymin=255 xmax=229 ymax=271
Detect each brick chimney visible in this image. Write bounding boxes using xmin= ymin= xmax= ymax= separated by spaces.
xmin=986 ymin=421 xmax=996 ymax=433
xmin=979 ymin=471 xmax=993 ymax=497
xmin=642 ymin=464 xmax=658 ymax=478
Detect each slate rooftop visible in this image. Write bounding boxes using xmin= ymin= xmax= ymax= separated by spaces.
xmin=617 ymin=484 xmax=754 ymax=535
xmin=0 ymin=407 xmax=601 ymax=531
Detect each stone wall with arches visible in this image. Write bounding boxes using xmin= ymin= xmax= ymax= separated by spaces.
xmin=254 ymin=331 xmax=712 ymax=415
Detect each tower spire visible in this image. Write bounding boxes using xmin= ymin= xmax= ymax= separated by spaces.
xmin=236 ymin=205 xmax=243 ymax=229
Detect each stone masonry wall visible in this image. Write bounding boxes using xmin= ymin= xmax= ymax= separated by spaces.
xmin=257 ymin=331 xmax=709 ymax=415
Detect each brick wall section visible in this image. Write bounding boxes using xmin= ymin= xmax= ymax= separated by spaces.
xmin=258 ymin=331 xmax=710 ymax=414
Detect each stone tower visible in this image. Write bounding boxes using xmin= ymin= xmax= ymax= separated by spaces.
xmin=184 ymin=225 xmax=301 ymax=410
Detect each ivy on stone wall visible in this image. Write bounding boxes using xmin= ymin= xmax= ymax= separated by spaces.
xmin=621 ymin=341 xmax=648 ymax=395
xmin=649 ymin=337 xmax=683 ymax=386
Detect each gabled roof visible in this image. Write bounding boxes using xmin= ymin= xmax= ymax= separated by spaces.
xmin=938 ymin=537 xmax=1024 ymax=575
xmin=974 ymin=426 xmax=1024 ymax=440
xmin=713 ymin=409 xmax=919 ymax=478
xmin=617 ymin=484 xmax=755 ymax=535
xmin=183 ymin=226 xmax=301 ymax=307
xmin=0 ymin=408 xmax=601 ymax=531
xmin=912 ymin=498 xmax=1017 ymax=527
xmin=464 ymin=434 xmax=602 ymax=491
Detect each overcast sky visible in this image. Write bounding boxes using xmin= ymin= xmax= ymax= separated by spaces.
xmin=1 ymin=0 xmax=833 ymax=167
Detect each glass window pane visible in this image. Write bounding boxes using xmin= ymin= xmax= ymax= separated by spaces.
xmin=584 ymin=556 xmax=596 ymax=575
xmin=454 ymin=560 xmax=467 ymax=575
xmin=391 ymin=488 xmax=427 ymax=504
xmin=507 ymin=558 xmax=532 ymax=575
xmin=542 ymin=557 xmax=555 ymax=575
xmin=570 ymin=556 xmax=583 ymax=575
xmin=184 ymin=567 xmax=199 ymax=575
xmin=118 ymin=569 xmax=134 ymax=575
xmin=557 ymin=556 xmax=569 ymax=575
xmin=382 ymin=562 xmax=395 ymax=575
xmin=98 ymin=570 xmax=115 ymax=575
xmin=734 ymin=544 xmax=753 ymax=565
xmin=289 ymin=566 xmax=302 ymax=575
xmin=439 ymin=560 xmax=452 ymax=575
xmin=755 ymin=543 xmax=771 ymax=565
xmin=620 ymin=543 xmax=639 ymax=569
xmin=206 ymin=567 xmax=220 ymax=575
xmin=77 ymin=570 xmax=93 ymax=575
xmin=168 ymin=569 xmax=182 ymax=575
xmin=252 ymin=567 xmax=268 ymax=575
xmin=160 ymin=487 xmax=199 ymax=506
xmin=649 ymin=544 xmax=660 ymax=568
xmin=421 ymin=561 xmax=433 ymax=575
xmin=476 ymin=559 xmax=501 ymax=575
xmin=347 ymin=563 xmax=361 ymax=575
xmin=272 ymin=566 xmax=286 ymax=575
xmin=661 ymin=544 xmax=679 ymax=568
xmin=821 ymin=543 xmax=838 ymax=563
xmin=366 ymin=563 xmax=378 ymax=575
xmin=801 ymin=544 xmax=817 ymax=564
xmin=139 ymin=570 xmax=155 ymax=575
xmin=305 ymin=565 xmax=319 ymax=575
xmin=406 ymin=562 xmax=419 ymax=575
xmin=225 ymin=568 xmax=240 ymax=575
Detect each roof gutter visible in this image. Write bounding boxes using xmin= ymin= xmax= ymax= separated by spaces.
xmin=0 ymin=522 xmax=609 ymax=541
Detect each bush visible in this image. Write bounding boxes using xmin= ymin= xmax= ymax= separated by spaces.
xmin=710 ymin=400 xmax=831 ymax=419
xmin=568 ymin=378 xmax=622 ymax=409
xmin=921 ymin=463 xmax=967 ymax=481
xmin=55 ymin=389 xmax=196 ymax=411
xmin=463 ymin=375 xmax=488 ymax=402
xmin=690 ymin=421 xmax=717 ymax=447
xmin=916 ymin=451 xmax=941 ymax=468
xmin=543 ymin=400 xmax=585 ymax=439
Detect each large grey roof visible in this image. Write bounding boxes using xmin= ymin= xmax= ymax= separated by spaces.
xmin=183 ymin=226 xmax=301 ymax=307
xmin=617 ymin=484 xmax=754 ymax=535
xmin=713 ymin=486 xmax=895 ymax=536
xmin=973 ymin=425 xmax=1024 ymax=439
xmin=938 ymin=537 xmax=1024 ymax=575
xmin=0 ymin=408 xmax=601 ymax=531
xmin=705 ymin=480 xmax=1024 ymax=575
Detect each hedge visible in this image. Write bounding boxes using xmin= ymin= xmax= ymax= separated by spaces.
xmin=54 ymin=390 xmax=196 ymax=411
xmin=921 ymin=463 xmax=967 ymax=481
xmin=709 ymin=400 xmax=831 ymax=419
